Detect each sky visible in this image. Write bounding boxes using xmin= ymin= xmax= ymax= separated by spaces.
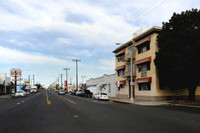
xmin=0 ymin=0 xmax=200 ymax=88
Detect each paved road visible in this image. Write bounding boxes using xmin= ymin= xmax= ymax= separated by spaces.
xmin=0 ymin=90 xmax=200 ymax=133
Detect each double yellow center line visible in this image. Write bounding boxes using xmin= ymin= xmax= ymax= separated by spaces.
xmin=58 ymin=95 xmax=76 ymax=104
xmin=46 ymin=91 xmax=51 ymax=105
xmin=46 ymin=91 xmax=76 ymax=105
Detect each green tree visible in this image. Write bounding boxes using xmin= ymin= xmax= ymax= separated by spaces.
xmin=154 ymin=9 xmax=200 ymax=101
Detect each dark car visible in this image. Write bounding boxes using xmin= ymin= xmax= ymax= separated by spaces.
xmin=80 ymin=90 xmax=93 ymax=98
xmin=70 ymin=89 xmax=78 ymax=95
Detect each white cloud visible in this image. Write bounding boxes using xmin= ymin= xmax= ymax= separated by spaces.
xmin=97 ymin=59 xmax=115 ymax=70
xmin=57 ymin=38 xmax=74 ymax=46
xmin=0 ymin=46 xmax=71 ymax=66
xmin=0 ymin=0 xmax=137 ymax=46
xmin=8 ymin=39 xmax=34 ymax=47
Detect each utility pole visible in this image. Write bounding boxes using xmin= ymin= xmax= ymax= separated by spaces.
xmin=4 ymin=74 xmax=6 ymax=94
xmin=58 ymin=77 xmax=59 ymax=86
xmin=60 ymin=74 xmax=63 ymax=89
xmin=15 ymin=70 xmax=17 ymax=93
xmin=63 ymin=68 xmax=70 ymax=89
xmin=33 ymin=75 xmax=35 ymax=86
xmin=72 ymin=59 xmax=81 ymax=90
xmin=28 ymin=75 xmax=30 ymax=84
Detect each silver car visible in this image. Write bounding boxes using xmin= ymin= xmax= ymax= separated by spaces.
xmin=58 ymin=89 xmax=65 ymax=95
xmin=15 ymin=90 xmax=26 ymax=97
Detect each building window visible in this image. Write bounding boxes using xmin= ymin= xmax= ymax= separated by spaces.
xmin=117 ymin=55 xmax=124 ymax=62
xmin=138 ymin=43 xmax=150 ymax=54
xmin=120 ymin=84 xmax=125 ymax=88
xmin=138 ymin=62 xmax=150 ymax=72
xmin=138 ymin=83 xmax=151 ymax=91
xmin=117 ymin=69 xmax=125 ymax=76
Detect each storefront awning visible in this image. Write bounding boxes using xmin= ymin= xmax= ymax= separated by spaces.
xmin=135 ymin=77 xmax=152 ymax=83
xmin=135 ymin=57 xmax=151 ymax=65
xmin=115 ymin=50 xmax=125 ymax=56
xmin=134 ymin=36 xmax=151 ymax=47
xmin=115 ymin=80 xmax=126 ymax=85
xmin=115 ymin=65 xmax=126 ymax=71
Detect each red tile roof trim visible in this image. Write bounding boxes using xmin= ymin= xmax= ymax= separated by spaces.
xmin=115 ymin=65 xmax=126 ymax=71
xmin=134 ymin=36 xmax=151 ymax=47
xmin=115 ymin=49 xmax=125 ymax=56
xmin=135 ymin=77 xmax=152 ymax=83
xmin=135 ymin=57 xmax=151 ymax=65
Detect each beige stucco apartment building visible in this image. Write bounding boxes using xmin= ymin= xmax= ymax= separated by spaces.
xmin=113 ymin=26 xmax=200 ymax=100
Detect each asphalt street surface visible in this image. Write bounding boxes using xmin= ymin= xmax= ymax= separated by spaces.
xmin=0 ymin=90 xmax=200 ymax=133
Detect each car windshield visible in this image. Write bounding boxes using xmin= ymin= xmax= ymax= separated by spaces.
xmin=17 ymin=91 xmax=23 ymax=93
xmin=101 ymin=93 xmax=107 ymax=95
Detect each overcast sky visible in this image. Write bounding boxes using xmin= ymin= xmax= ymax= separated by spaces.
xmin=0 ymin=0 xmax=200 ymax=87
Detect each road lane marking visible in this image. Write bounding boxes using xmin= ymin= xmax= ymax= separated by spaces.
xmin=73 ymin=115 xmax=79 ymax=118
xmin=17 ymin=102 xmax=20 ymax=104
xmin=46 ymin=91 xmax=51 ymax=105
xmin=58 ymin=95 xmax=76 ymax=104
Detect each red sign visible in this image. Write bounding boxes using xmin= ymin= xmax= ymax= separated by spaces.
xmin=10 ymin=69 xmax=21 ymax=77
xmin=64 ymin=80 xmax=68 ymax=87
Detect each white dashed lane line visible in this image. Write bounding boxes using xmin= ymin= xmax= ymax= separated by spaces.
xmin=16 ymin=94 xmax=35 ymax=105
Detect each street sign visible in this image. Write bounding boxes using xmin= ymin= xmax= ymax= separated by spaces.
xmin=130 ymin=82 xmax=135 ymax=86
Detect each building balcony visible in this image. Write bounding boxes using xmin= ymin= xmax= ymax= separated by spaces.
xmin=122 ymin=70 xmax=136 ymax=78
xmin=122 ymin=53 xmax=135 ymax=62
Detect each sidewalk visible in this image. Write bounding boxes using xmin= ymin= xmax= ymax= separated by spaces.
xmin=110 ymin=97 xmax=172 ymax=106
xmin=0 ymin=94 xmax=13 ymax=102
xmin=110 ymin=97 xmax=200 ymax=107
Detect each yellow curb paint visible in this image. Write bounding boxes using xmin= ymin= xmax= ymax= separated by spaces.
xmin=59 ymin=95 xmax=76 ymax=104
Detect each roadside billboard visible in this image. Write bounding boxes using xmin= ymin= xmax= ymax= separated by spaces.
xmin=24 ymin=80 xmax=30 ymax=83
xmin=10 ymin=69 xmax=21 ymax=77
xmin=12 ymin=78 xmax=23 ymax=82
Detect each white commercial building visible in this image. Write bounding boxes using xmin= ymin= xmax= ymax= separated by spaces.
xmin=86 ymin=74 xmax=116 ymax=97
xmin=0 ymin=73 xmax=11 ymax=94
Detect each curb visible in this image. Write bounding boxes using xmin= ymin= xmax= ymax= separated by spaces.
xmin=171 ymin=101 xmax=200 ymax=105
xmin=112 ymin=100 xmax=131 ymax=104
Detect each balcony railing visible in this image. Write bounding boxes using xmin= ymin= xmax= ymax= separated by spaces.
xmin=122 ymin=53 xmax=135 ymax=62
xmin=122 ymin=70 xmax=136 ymax=77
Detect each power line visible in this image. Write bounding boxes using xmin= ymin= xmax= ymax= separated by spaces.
xmin=101 ymin=0 xmax=159 ymax=45
xmin=102 ymin=0 xmax=167 ymax=45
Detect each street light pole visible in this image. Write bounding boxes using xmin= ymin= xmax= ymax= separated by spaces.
xmin=130 ymin=47 xmax=134 ymax=102
xmin=72 ymin=59 xmax=81 ymax=90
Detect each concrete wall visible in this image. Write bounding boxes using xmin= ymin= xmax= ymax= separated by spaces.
xmin=86 ymin=74 xmax=116 ymax=97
